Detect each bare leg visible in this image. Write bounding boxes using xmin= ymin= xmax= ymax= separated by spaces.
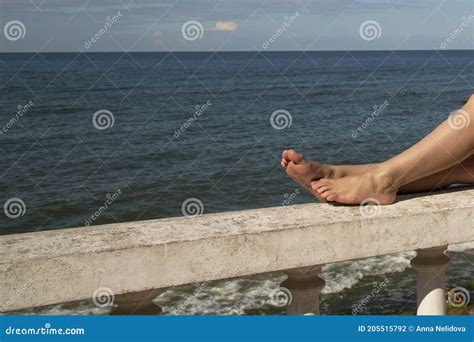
xmin=282 ymin=150 xmax=474 ymax=198
xmin=311 ymin=95 xmax=474 ymax=204
xmin=380 ymin=99 xmax=474 ymax=186
xmin=399 ymin=156 xmax=474 ymax=193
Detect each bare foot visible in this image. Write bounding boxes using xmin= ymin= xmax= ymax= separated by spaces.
xmin=281 ymin=150 xmax=330 ymax=182
xmin=311 ymin=169 xmax=397 ymax=205
xmin=281 ymin=150 xmax=334 ymax=200
xmin=280 ymin=149 xmax=374 ymax=200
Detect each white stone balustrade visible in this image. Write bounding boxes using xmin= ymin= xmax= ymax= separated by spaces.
xmin=1 ymin=187 xmax=473 ymax=315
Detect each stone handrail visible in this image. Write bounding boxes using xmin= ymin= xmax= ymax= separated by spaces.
xmin=1 ymin=187 xmax=473 ymax=315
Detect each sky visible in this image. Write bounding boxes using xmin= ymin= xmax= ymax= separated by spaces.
xmin=0 ymin=0 xmax=473 ymax=52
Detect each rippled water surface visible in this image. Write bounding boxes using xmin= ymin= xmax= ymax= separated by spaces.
xmin=1 ymin=51 xmax=472 ymax=314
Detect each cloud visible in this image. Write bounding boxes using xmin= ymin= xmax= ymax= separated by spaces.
xmin=214 ymin=21 xmax=238 ymax=31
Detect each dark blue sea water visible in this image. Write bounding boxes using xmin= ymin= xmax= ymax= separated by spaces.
xmin=1 ymin=51 xmax=472 ymax=315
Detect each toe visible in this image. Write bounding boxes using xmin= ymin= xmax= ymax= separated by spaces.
xmin=326 ymin=193 xmax=337 ymax=202
xmin=317 ymin=186 xmax=330 ymax=194
xmin=319 ymin=190 xmax=331 ymax=200
xmin=287 ymin=149 xmax=303 ymax=164
xmin=311 ymin=181 xmax=323 ymax=190
xmin=321 ymin=189 xmax=332 ymax=197
xmin=312 ymin=178 xmax=331 ymax=189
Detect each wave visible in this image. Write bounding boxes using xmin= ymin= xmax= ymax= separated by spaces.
xmin=9 ymin=242 xmax=472 ymax=315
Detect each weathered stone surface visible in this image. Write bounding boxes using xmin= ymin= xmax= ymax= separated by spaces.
xmin=1 ymin=187 xmax=473 ymax=311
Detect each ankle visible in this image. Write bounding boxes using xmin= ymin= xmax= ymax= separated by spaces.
xmin=372 ymin=163 xmax=399 ymax=193
xmin=322 ymin=163 xmax=336 ymax=178
xmin=309 ymin=161 xmax=334 ymax=178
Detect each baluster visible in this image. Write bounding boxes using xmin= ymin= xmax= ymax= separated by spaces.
xmin=110 ymin=289 xmax=164 ymax=315
xmin=282 ymin=265 xmax=326 ymax=315
xmin=410 ymin=245 xmax=450 ymax=315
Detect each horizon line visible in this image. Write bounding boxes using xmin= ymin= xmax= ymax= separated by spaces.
xmin=0 ymin=48 xmax=473 ymax=54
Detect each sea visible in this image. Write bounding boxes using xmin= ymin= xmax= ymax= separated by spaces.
xmin=0 ymin=50 xmax=473 ymax=315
